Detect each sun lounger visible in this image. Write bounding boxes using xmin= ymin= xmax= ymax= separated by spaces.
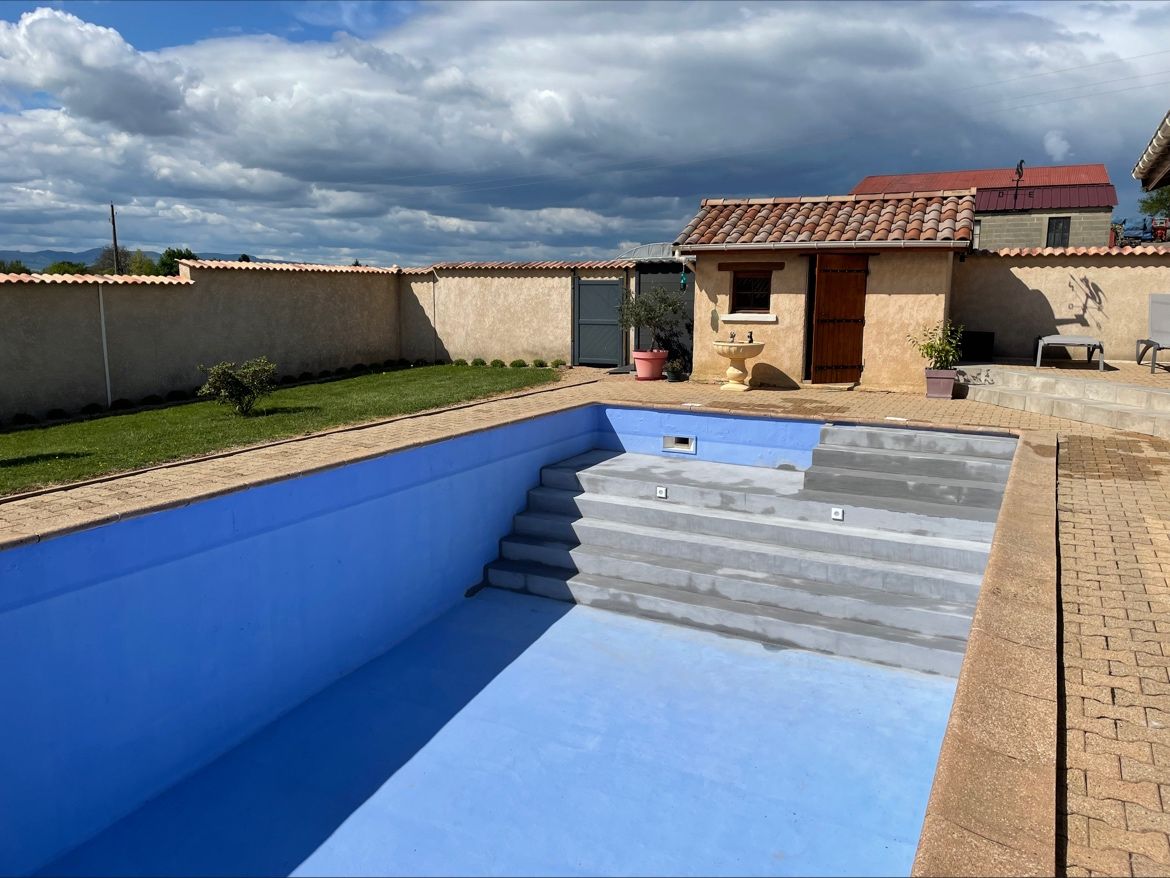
xmin=1035 ymin=335 xmax=1104 ymax=371
xmin=1136 ymin=293 xmax=1170 ymax=374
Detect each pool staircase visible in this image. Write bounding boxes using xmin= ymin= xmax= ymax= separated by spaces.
xmin=483 ymin=425 xmax=1017 ymax=676
xmin=961 ymin=365 xmax=1170 ymax=439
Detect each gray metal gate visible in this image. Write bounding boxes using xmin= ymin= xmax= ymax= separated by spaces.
xmin=573 ymin=279 xmax=623 ymax=366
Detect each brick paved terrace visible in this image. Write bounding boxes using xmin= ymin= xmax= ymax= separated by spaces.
xmin=3 ymin=368 xmax=1170 ymax=875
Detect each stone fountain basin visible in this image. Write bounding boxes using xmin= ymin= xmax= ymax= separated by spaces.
xmin=713 ymin=341 xmax=765 ymax=359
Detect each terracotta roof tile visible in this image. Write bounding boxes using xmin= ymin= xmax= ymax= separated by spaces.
xmin=180 ymin=259 xmax=398 ymax=273
xmin=675 ymin=191 xmax=976 ymax=249
xmin=973 ymin=245 xmax=1170 ymax=257
xmin=0 ymin=274 xmax=193 ymax=285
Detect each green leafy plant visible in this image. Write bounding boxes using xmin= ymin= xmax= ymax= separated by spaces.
xmin=453 ymin=358 xmax=469 ymax=367
xmin=665 ymin=358 xmax=687 ymax=381
xmin=617 ymin=284 xmax=688 ymax=351
xmin=490 ymin=359 xmax=505 ymax=368
xmin=908 ymin=319 xmax=963 ymax=370
xmin=532 ymin=358 xmax=547 ymax=368
xmin=551 ymin=359 xmax=567 ymax=368
xmin=509 ymin=359 xmax=528 ymax=368
xmin=471 ymin=357 xmax=487 ymax=367
xmin=197 ymin=356 xmax=277 ymax=415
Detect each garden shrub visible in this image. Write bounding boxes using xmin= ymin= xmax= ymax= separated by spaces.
xmin=509 ymin=359 xmax=528 ymax=368
xmin=46 ymin=408 xmax=68 ymax=420
xmin=350 ymin=363 xmax=368 ymax=374
xmin=10 ymin=412 xmax=38 ymax=425
xmin=453 ymin=358 xmax=469 ymax=367
xmin=166 ymin=389 xmax=192 ymax=400
xmin=109 ymin=399 xmax=133 ymax=411
xmin=298 ymin=371 xmax=314 ymax=381
xmin=80 ymin=402 xmax=105 ymax=415
xmin=490 ymin=359 xmax=505 ymax=368
xmin=413 ymin=358 xmax=430 ymax=367
xmin=551 ymin=359 xmax=567 ymax=368
xmin=197 ymin=356 xmax=277 ymax=415
xmin=396 ymin=358 xmax=411 ymax=368
xmin=140 ymin=395 xmax=164 ymax=406
xmin=532 ymin=358 xmax=547 ymax=368
xmin=318 ymin=369 xmax=334 ymax=379
xmin=279 ymin=375 xmax=296 ymax=385
xmin=471 ymin=358 xmax=487 ymax=367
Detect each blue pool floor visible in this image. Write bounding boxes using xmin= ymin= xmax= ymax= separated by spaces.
xmin=43 ymin=590 xmax=956 ymax=877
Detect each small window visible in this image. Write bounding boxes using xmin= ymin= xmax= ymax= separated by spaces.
xmin=731 ymin=271 xmax=771 ymax=313
xmin=1046 ymin=216 xmax=1071 ymax=248
xmin=972 ymin=219 xmax=981 ymax=249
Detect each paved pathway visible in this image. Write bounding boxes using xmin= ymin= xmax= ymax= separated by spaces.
xmin=4 ymin=368 xmax=1170 ymax=875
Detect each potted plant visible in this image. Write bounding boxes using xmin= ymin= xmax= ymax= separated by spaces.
xmin=664 ymin=358 xmax=687 ymax=382
xmin=908 ymin=319 xmax=963 ymax=399
xmin=617 ymin=284 xmax=688 ymax=381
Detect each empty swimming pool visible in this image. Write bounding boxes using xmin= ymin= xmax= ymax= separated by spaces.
xmin=0 ymin=405 xmax=1015 ymax=876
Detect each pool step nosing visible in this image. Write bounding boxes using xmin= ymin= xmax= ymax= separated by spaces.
xmin=486 ymin=563 xmax=966 ymax=677
xmin=485 ymin=554 xmax=974 ymax=640
xmin=799 ymin=466 xmax=1006 ymax=509
xmin=512 ymin=499 xmax=990 ymax=574
xmin=499 ymin=525 xmax=980 ymax=604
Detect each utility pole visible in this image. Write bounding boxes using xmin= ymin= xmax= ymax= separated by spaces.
xmin=109 ymin=203 xmax=121 ymax=274
xmin=1011 ymin=160 xmax=1025 ymax=212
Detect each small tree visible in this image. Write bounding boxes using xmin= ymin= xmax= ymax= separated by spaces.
xmin=43 ymin=260 xmax=89 ymax=274
xmin=90 ymin=246 xmax=132 ymax=274
xmin=158 ymin=247 xmax=198 ymax=276
xmin=0 ymin=259 xmax=31 ymax=273
xmin=616 ymin=284 xmax=688 ymax=352
xmin=238 ymin=253 xmax=252 ymax=262
xmin=197 ymin=357 xmax=277 ymax=415
xmin=908 ymin=319 xmax=964 ymax=370
xmin=1139 ymin=188 xmax=1170 ymax=220
xmin=127 ymin=249 xmax=158 ymax=275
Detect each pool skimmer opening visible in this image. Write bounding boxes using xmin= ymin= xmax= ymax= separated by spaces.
xmin=662 ymin=435 xmax=697 ymax=454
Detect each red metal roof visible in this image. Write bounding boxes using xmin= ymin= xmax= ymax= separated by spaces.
xmin=675 ymin=191 xmax=976 ymax=249
xmin=973 ymin=183 xmax=1116 ymax=211
xmin=851 ymin=164 xmax=1113 ymax=193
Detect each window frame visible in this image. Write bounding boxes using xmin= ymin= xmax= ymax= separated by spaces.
xmin=730 ymin=270 xmax=772 ymax=314
xmin=1046 ymin=216 xmax=1071 ymax=248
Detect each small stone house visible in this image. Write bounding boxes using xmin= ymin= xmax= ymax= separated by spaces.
xmin=674 ymin=190 xmax=974 ymax=391
xmin=850 ymin=165 xmax=1116 ymax=250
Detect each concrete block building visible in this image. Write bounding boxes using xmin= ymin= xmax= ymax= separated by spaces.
xmin=850 ymin=164 xmax=1117 ymax=250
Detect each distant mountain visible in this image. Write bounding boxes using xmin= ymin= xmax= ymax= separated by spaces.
xmin=0 ymin=248 xmax=269 ymax=271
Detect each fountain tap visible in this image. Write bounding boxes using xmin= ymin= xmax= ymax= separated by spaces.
xmin=729 ymin=330 xmax=736 ymax=343
xmin=747 ymin=331 xmax=754 ymax=344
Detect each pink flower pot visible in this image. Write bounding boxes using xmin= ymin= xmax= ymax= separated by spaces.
xmin=925 ymin=368 xmax=957 ymax=399
xmin=632 ymin=350 xmax=668 ymax=381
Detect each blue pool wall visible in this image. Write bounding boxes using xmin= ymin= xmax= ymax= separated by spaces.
xmin=0 ymin=404 xmax=825 ymax=874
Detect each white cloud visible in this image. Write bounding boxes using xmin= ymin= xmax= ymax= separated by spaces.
xmin=1043 ymin=130 xmax=1072 ymax=162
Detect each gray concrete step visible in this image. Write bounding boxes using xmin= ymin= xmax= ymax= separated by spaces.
xmin=801 ymin=466 xmax=1007 ymax=509
xmin=499 ymin=518 xmax=982 ymax=603
xmin=811 ymin=444 xmax=1012 ymax=483
xmin=486 ymin=553 xmax=975 ymax=639
xmin=512 ymin=495 xmax=990 ymax=574
xmin=966 ymin=384 xmax=1170 ymax=438
xmin=976 ymin=367 xmax=1170 ymax=414
xmin=537 ymin=453 xmax=1001 ymax=539
xmin=486 ymin=563 xmax=966 ymax=676
xmin=819 ymin=424 xmax=1017 ymax=459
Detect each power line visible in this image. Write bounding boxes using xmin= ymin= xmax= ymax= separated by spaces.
xmin=988 ymin=77 xmax=1170 ymax=112
xmin=955 ymin=47 xmax=1170 ymax=91
xmin=970 ymin=67 xmax=1170 ymax=107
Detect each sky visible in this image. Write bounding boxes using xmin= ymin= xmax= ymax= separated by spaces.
xmin=0 ymin=0 xmax=1168 ymax=267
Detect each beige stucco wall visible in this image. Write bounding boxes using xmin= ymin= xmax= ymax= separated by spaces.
xmin=0 ymin=282 xmax=108 ymax=417
xmin=690 ymin=251 xmax=809 ymax=388
xmin=951 ymin=251 xmax=1170 ymax=361
xmin=690 ymin=249 xmax=951 ymax=390
xmin=398 ymin=268 xmax=631 ymax=364
xmin=863 ymin=251 xmax=952 ymax=391
xmin=977 ymin=209 xmax=1112 ymax=250
xmin=1 ymin=269 xmax=400 ymax=419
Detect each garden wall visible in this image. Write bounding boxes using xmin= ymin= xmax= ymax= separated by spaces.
xmin=950 ymin=248 xmax=1170 ymax=360
xmin=0 ymin=264 xmax=400 ymax=420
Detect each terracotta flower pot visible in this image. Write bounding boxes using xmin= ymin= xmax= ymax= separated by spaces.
xmin=925 ymin=368 xmax=957 ymax=399
xmin=632 ymin=350 xmax=668 ymax=381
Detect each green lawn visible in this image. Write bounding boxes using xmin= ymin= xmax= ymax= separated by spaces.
xmin=0 ymin=365 xmax=559 ymax=497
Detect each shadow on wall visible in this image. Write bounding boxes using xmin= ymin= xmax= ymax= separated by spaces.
xmin=955 ymin=261 xmax=1108 ymax=360
xmin=749 ymin=363 xmax=800 ymax=389
xmin=43 ymin=595 xmax=570 ymax=877
xmin=398 ymin=288 xmax=451 ymax=363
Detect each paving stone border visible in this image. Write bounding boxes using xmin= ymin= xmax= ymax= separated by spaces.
xmin=914 ymin=430 xmax=1059 ymax=876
